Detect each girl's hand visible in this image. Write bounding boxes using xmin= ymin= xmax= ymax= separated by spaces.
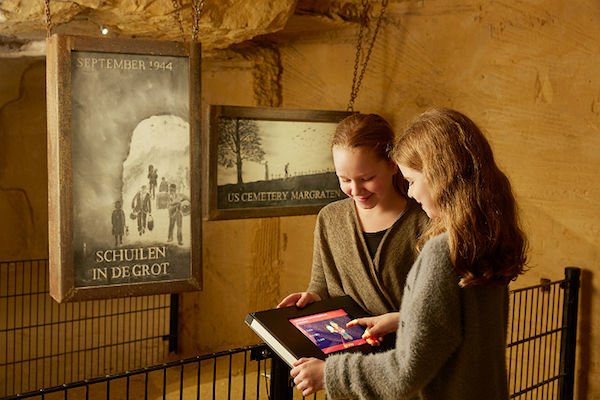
xmin=290 ymin=358 xmax=325 ymax=397
xmin=347 ymin=312 xmax=400 ymax=346
xmin=277 ymin=292 xmax=321 ymax=308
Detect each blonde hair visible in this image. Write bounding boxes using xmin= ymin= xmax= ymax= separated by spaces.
xmin=334 ymin=113 xmax=407 ymax=196
xmin=393 ymin=108 xmax=526 ymax=286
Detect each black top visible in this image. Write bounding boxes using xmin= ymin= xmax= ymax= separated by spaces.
xmin=363 ymin=229 xmax=389 ymax=260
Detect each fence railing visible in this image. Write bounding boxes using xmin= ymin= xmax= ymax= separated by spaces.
xmin=1 ymin=265 xmax=581 ymax=400
xmin=3 ymin=344 xmax=289 ymax=400
xmin=0 ymin=259 xmax=174 ymax=398
xmin=506 ymin=267 xmax=580 ymax=399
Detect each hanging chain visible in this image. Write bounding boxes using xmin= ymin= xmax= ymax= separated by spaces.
xmin=170 ymin=0 xmax=186 ymax=42
xmin=171 ymin=0 xmax=204 ymax=42
xmin=191 ymin=0 xmax=204 ymax=43
xmin=44 ymin=0 xmax=52 ymax=38
xmin=347 ymin=0 xmax=388 ymax=112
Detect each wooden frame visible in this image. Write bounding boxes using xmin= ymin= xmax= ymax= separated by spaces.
xmin=205 ymin=106 xmax=351 ymax=220
xmin=46 ymin=34 xmax=202 ymax=302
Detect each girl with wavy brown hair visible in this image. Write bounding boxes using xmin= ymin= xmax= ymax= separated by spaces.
xmin=395 ymin=107 xmax=527 ymax=287
xmin=291 ymin=108 xmax=526 ymax=400
xmin=278 ymin=113 xmax=429 ymax=338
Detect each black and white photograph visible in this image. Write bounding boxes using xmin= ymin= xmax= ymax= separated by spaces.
xmin=46 ymin=35 xmax=202 ymax=301
xmin=71 ymin=49 xmax=192 ymax=288
xmin=206 ymin=106 xmax=351 ymax=220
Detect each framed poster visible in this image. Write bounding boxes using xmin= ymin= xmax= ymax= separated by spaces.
xmin=205 ymin=106 xmax=351 ymax=220
xmin=46 ymin=34 xmax=202 ymax=302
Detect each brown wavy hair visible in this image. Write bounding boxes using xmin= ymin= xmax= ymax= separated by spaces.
xmin=333 ymin=113 xmax=408 ymax=196
xmin=392 ymin=108 xmax=527 ymax=287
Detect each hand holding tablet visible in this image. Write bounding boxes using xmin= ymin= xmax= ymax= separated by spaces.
xmin=246 ymin=296 xmax=396 ymax=367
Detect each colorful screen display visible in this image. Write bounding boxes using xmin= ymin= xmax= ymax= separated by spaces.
xmin=289 ymin=309 xmax=367 ymax=354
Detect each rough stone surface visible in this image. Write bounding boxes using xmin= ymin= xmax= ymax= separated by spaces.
xmin=0 ymin=0 xmax=298 ymax=50
xmin=1 ymin=0 xmax=599 ymax=397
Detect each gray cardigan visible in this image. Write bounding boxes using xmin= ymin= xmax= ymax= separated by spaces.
xmin=307 ymin=198 xmax=429 ymax=315
xmin=324 ymin=233 xmax=510 ymax=400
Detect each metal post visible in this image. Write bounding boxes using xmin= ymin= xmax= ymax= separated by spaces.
xmin=168 ymin=294 xmax=179 ymax=353
xmin=270 ymin=355 xmax=293 ymax=399
xmin=558 ymin=267 xmax=580 ymax=400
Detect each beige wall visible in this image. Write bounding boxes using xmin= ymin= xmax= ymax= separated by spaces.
xmin=0 ymin=0 xmax=598 ymax=398
xmin=0 ymin=59 xmax=48 ymax=260
xmin=185 ymin=1 xmax=600 ymax=397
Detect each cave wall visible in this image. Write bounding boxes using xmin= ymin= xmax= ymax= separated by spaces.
xmin=0 ymin=0 xmax=598 ymax=397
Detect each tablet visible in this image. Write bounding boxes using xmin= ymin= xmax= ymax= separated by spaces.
xmin=289 ymin=308 xmax=368 ymax=354
xmin=246 ymin=295 xmax=393 ymax=367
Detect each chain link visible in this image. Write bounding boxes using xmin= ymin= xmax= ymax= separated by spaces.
xmin=170 ymin=0 xmax=186 ymax=42
xmin=171 ymin=0 xmax=204 ymax=42
xmin=347 ymin=0 xmax=388 ymax=112
xmin=192 ymin=0 xmax=204 ymax=43
xmin=44 ymin=0 xmax=52 ymax=38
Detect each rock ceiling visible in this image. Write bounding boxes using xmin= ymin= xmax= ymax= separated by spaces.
xmin=0 ymin=0 xmax=368 ymax=57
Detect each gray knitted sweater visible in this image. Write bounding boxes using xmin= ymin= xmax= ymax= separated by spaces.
xmin=307 ymin=198 xmax=429 ymax=315
xmin=324 ymin=233 xmax=510 ymax=400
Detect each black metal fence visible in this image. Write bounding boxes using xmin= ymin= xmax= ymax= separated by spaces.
xmin=3 ymin=344 xmax=288 ymax=400
xmin=1 ymin=264 xmax=581 ymax=400
xmin=0 ymin=259 xmax=174 ymax=398
xmin=507 ymin=267 xmax=580 ymax=399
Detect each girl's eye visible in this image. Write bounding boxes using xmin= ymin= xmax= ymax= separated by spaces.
xmin=361 ymin=176 xmax=373 ymax=182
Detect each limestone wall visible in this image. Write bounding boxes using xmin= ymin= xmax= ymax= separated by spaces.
xmin=185 ymin=1 xmax=600 ymax=397
xmin=0 ymin=0 xmax=598 ymax=398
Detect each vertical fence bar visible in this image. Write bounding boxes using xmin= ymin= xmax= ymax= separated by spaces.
xmin=179 ymin=364 xmax=184 ymax=400
xmin=515 ymin=290 xmax=523 ymax=394
xmin=523 ymin=289 xmax=532 ymax=394
xmin=145 ymin=297 xmax=150 ymax=367
xmin=196 ymin=359 xmax=201 ymax=400
xmin=242 ymin=350 xmax=248 ymax=400
xmin=558 ymin=267 xmax=580 ymax=400
xmin=212 ymin=357 xmax=217 ymax=399
xmin=18 ymin=261 xmax=24 ymax=394
xmin=43 ymin=264 xmax=49 ymax=389
xmin=3 ymin=262 xmax=8 ymax=395
xmin=162 ymin=366 xmax=167 ymax=400
xmin=270 ymin=355 xmax=293 ymax=400
xmin=169 ymin=294 xmax=179 ymax=353
xmin=255 ymin=359 xmax=260 ymax=398
xmin=12 ymin=262 xmax=17 ymax=394
xmin=228 ymin=353 xmax=233 ymax=399
xmin=542 ymin=282 xmax=551 ymax=400
xmin=532 ymin=287 xmax=540 ymax=398
xmin=28 ymin=262 xmax=33 ymax=393
xmin=551 ymin=282 xmax=562 ymax=397
xmin=95 ymin=300 xmax=100 ymax=378
xmin=35 ymin=262 xmax=42 ymax=390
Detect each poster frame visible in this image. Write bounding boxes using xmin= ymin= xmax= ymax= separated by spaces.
xmin=46 ymin=34 xmax=202 ymax=302
xmin=205 ymin=105 xmax=351 ymax=220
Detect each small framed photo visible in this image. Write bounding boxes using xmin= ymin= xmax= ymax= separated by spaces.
xmin=205 ymin=106 xmax=351 ymax=220
xmin=46 ymin=34 xmax=202 ymax=302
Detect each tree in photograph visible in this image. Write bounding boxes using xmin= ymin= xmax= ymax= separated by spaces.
xmin=218 ymin=118 xmax=265 ymax=184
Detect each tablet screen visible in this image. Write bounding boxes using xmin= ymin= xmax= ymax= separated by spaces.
xmin=289 ymin=309 xmax=367 ymax=354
